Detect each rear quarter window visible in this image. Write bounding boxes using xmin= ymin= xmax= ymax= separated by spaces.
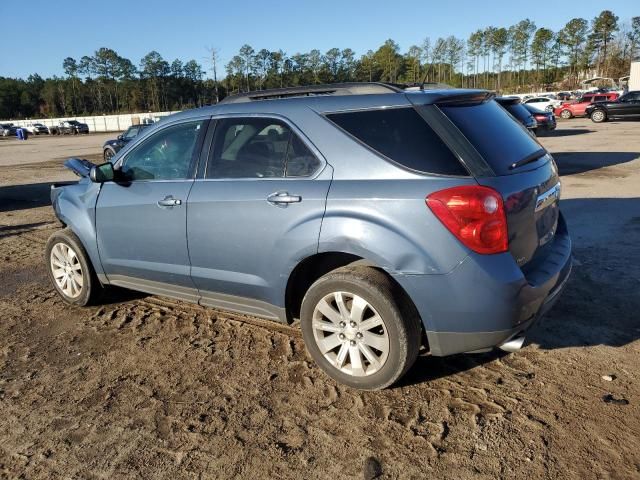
xmin=326 ymin=107 xmax=467 ymax=176
xmin=440 ymin=100 xmax=543 ymax=176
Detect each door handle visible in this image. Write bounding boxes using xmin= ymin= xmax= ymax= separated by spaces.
xmin=157 ymin=197 xmax=182 ymax=207
xmin=267 ymin=192 xmax=302 ymax=206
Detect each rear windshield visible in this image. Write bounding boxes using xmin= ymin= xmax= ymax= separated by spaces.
xmin=506 ymin=103 xmax=533 ymax=123
xmin=440 ymin=100 xmax=543 ymax=175
xmin=326 ymin=107 xmax=468 ymax=176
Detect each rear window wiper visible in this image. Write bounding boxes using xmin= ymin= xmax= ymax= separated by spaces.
xmin=509 ymin=149 xmax=547 ymax=170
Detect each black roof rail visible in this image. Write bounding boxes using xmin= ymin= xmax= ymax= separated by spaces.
xmin=219 ymin=82 xmax=404 ymax=104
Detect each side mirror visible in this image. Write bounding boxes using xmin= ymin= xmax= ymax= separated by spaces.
xmin=90 ymin=162 xmax=115 ymax=183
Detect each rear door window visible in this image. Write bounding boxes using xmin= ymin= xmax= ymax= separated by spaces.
xmin=326 ymin=107 xmax=467 ymax=176
xmin=207 ymin=118 xmax=321 ymax=179
xmin=440 ymin=100 xmax=544 ymax=176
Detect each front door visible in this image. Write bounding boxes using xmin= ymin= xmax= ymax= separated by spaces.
xmin=96 ymin=119 xmax=207 ymax=291
xmin=187 ymin=116 xmax=331 ymax=314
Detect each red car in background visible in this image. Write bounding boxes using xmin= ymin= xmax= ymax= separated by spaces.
xmin=555 ymin=92 xmax=619 ymax=119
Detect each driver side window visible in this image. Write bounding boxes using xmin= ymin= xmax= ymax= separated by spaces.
xmin=121 ymin=121 xmax=204 ymax=181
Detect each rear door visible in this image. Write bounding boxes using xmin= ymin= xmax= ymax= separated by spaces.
xmin=96 ymin=119 xmax=207 ymax=290
xmin=187 ymin=116 xmax=331 ymax=312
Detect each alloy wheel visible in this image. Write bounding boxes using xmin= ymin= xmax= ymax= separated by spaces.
xmin=50 ymin=242 xmax=83 ymax=299
xmin=311 ymin=291 xmax=390 ymax=377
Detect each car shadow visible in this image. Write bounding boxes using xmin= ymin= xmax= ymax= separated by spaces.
xmin=542 ymin=128 xmax=593 ymax=137
xmin=552 ymin=151 xmax=639 ymax=175
xmin=0 ymin=182 xmax=59 ymax=212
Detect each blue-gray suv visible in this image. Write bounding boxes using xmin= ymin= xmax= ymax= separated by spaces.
xmin=46 ymin=83 xmax=572 ymax=390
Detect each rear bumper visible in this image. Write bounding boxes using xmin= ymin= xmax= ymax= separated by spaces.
xmin=393 ymin=214 xmax=572 ymax=356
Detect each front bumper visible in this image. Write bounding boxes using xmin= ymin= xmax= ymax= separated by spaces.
xmin=394 ymin=214 xmax=572 ymax=356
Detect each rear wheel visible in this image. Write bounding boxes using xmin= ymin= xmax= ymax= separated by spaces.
xmin=300 ymin=267 xmax=421 ymax=390
xmin=560 ymin=109 xmax=572 ymax=119
xmin=591 ymin=109 xmax=607 ymax=123
xmin=45 ymin=229 xmax=103 ymax=306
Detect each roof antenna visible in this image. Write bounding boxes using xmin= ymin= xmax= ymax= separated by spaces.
xmin=419 ymin=63 xmax=435 ymax=90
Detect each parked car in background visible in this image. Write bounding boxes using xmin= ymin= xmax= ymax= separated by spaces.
xmin=496 ymin=97 xmax=537 ymax=134
xmin=586 ymin=91 xmax=640 ymax=123
xmin=556 ymin=92 xmax=572 ymax=101
xmin=524 ymin=104 xmax=556 ymax=133
xmin=56 ymin=120 xmax=90 ymax=135
xmin=523 ymin=96 xmax=560 ymax=112
xmin=103 ymin=124 xmax=152 ymax=161
xmin=25 ymin=122 xmax=50 ymax=135
xmin=47 ymin=83 xmax=572 ymax=390
xmin=0 ymin=124 xmax=16 ymax=137
xmin=554 ymin=92 xmax=619 ymax=119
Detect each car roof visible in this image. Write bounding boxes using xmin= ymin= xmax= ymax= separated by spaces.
xmin=163 ymin=86 xmax=492 ymax=123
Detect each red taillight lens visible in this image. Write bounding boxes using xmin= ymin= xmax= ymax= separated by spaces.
xmin=426 ymin=186 xmax=508 ymax=254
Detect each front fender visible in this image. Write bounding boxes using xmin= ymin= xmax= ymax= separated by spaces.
xmin=51 ymin=180 xmax=104 ymax=277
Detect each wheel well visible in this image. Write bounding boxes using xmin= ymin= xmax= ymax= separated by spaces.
xmin=284 ymin=252 xmax=424 ymax=337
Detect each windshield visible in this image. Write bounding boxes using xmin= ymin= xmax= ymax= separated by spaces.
xmin=440 ymin=100 xmax=544 ymax=175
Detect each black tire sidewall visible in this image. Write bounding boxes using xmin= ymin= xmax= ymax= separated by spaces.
xmin=300 ymin=271 xmax=415 ymax=390
xmin=45 ymin=230 xmax=95 ymax=306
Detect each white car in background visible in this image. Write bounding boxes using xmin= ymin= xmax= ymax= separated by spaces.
xmin=25 ymin=123 xmax=50 ymax=135
xmin=523 ymin=96 xmax=561 ymax=113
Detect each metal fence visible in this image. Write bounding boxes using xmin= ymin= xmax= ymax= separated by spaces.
xmin=1 ymin=111 xmax=180 ymax=133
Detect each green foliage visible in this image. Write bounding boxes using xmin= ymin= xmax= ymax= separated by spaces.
xmin=1 ymin=9 xmax=637 ymax=120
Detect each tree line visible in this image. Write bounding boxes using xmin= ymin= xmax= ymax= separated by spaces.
xmin=1 ymin=10 xmax=638 ymax=120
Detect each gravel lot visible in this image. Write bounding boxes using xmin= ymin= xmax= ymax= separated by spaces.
xmin=0 ymin=121 xmax=639 ymax=479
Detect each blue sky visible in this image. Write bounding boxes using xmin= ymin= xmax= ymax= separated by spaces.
xmin=1 ymin=0 xmax=637 ymax=79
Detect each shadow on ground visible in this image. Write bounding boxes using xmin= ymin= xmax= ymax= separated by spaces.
xmin=552 ymin=151 xmax=638 ymax=175
xmin=0 ymin=182 xmax=57 ymax=212
xmin=541 ymin=128 xmax=593 ymax=137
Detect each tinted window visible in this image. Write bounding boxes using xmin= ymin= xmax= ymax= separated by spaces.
xmin=506 ymin=103 xmax=534 ymax=123
xmin=441 ymin=100 xmax=543 ymax=176
xmin=207 ymin=118 xmax=320 ymax=179
xmin=326 ymin=107 xmax=467 ymax=175
xmin=121 ymin=120 xmax=204 ymax=181
xmin=123 ymin=126 xmax=139 ymax=140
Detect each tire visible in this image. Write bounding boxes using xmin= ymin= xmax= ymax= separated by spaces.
xmin=545 ymin=105 xmax=554 ymax=112
xmin=300 ymin=266 xmax=421 ymax=390
xmin=560 ymin=109 xmax=572 ymax=119
xmin=104 ymin=148 xmax=116 ymax=162
xmin=45 ymin=229 xmax=103 ymax=306
xmin=591 ymin=109 xmax=607 ymax=123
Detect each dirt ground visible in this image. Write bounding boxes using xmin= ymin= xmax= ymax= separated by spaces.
xmin=0 ymin=121 xmax=639 ymax=479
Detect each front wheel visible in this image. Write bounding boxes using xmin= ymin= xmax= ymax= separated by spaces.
xmin=45 ymin=229 xmax=103 ymax=306
xmin=545 ymin=105 xmax=554 ymax=112
xmin=300 ymin=267 xmax=421 ymax=390
xmin=104 ymin=148 xmax=115 ymax=162
xmin=591 ymin=109 xmax=607 ymax=123
xmin=560 ymin=109 xmax=572 ymax=119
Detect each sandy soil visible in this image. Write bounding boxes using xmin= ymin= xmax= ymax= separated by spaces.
xmin=0 ymin=123 xmax=639 ymax=479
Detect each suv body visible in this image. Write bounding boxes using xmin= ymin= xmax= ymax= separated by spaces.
xmin=585 ymin=91 xmax=640 ymax=122
xmin=522 ymin=96 xmax=559 ymax=112
xmin=103 ymin=124 xmax=151 ymax=161
xmin=555 ymin=92 xmax=619 ymax=119
xmin=25 ymin=122 xmax=50 ymax=135
xmin=56 ymin=120 xmax=90 ymax=134
xmin=47 ymin=83 xmax=572 ymax=389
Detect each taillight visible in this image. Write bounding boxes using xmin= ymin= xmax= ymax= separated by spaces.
xmin=426 ymin=185 xmax=508 ymax=254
